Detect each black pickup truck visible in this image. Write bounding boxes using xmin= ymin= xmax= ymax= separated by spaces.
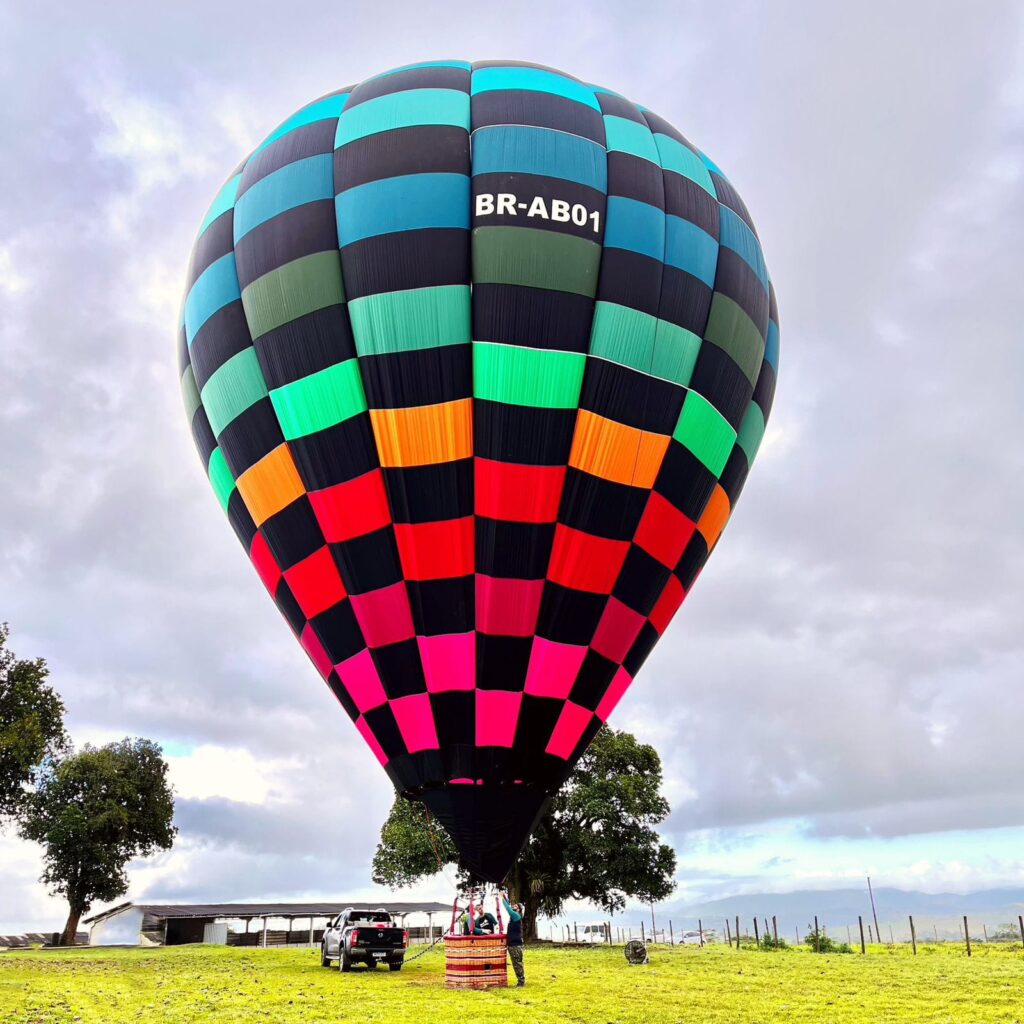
xmin=321 ymin=908 xmax=408 ymax=972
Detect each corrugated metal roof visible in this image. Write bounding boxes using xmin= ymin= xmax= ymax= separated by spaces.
xmin=83 ymin=901 xmax=451 ymax=924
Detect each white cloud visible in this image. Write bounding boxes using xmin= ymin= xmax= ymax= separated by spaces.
xmin=0 ymin=245 xmax=29 ymax=295
xmin=0 ymin=833 xmax=69 ymax=933
xmin=165 ymin=745 xmax=299 ymax=806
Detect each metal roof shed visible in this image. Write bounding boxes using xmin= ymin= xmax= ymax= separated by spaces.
xmin=83 ymin=901 xmax=451 ymax=947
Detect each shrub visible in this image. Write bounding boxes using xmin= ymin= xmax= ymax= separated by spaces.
xmin=804 ymin=925 xmax=852 ymax=954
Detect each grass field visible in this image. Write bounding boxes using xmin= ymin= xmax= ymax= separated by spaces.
xmin=2 ymin=941 xmax=1022 ymax=1024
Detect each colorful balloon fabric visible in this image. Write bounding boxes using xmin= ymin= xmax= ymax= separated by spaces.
xmin=178 ymin=60 xmax=778 ymax=882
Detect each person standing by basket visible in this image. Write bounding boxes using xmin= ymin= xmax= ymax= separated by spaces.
xmin=501 ymin=891 xmax=525 ymax=986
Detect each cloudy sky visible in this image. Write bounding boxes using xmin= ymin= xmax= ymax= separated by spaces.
xmin=2 ymin=1 xmax=1022 ymax=931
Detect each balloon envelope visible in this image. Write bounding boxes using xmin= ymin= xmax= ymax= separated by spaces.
xmin=179 ymin=60 xmax=778 ymax=882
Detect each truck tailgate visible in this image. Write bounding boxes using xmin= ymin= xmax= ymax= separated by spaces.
xmin=351 ymin=927 xmax=405 ymax=949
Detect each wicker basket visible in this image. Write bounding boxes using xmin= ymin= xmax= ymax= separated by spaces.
xmin=444 ymin=933 xmax=508 ymax=989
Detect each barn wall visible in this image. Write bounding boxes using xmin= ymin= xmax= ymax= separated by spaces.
xmin=90 ymin=908 xmax=144 ymax=945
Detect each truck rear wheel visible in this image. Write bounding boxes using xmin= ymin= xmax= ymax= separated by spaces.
xmin=320 ymin=944 xmax=330 ymax=968
xmin=340 ymin=953 xmax=352 ymax=973
xmin=389 ymin=962 xmax=403 ymax=972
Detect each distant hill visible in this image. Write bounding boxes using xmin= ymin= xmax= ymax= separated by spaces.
xmin=643 ymin=888 xmax=1024 ymax=942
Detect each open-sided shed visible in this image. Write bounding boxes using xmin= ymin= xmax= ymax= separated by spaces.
xmin=83 ymin=901 xmax=451 ymax=947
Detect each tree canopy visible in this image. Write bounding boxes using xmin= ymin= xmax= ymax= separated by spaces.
xmin=19 ymin=737 xmax=176 ymax=944
xmin=0 ymin=622 xmax=68 ymax=820
xmin=372 ymin=726 xmax=676 ymax=938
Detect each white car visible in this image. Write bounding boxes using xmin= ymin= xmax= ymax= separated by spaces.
xmin=577 ymin=922 xmax=611 ymax=944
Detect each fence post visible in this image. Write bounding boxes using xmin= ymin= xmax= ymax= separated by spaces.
xmin=607 ymin=921 xmax=612 ymax=946
xmin=699 ymin=919 xmax=704 ymax=947
xmin=909 ymin=916 xmax=917 ymax=955
xmin=868 ymin=924 xmax=873 ymax=943
xmin=868 ymin=875 xmax=881 ymax=951
xmin=764 ymin=919 xmax=769 ymax=944
xmin=735 ymin=916 xmax=740 ymax=950
xmin=640 ymin=920 xmax=645 ymax=943
xmin=669 ymin=920 xmax=674 ymax=946
xmin=772 ymin=915 xmax=778 ymax=946
xmin=964 ymin=916 xmax=971 ymax=957
xmin=858 ymin=916 xmax=865 ymax=954
xmin=753 ymin=919 xmax=760 ymax=945
xmin=725 ymin=919 xmax=731 ymax=945
xmin=814 ymin=916 xmax=820 ymax=953
xmin=983 ymin=924 xmax=988 ymax=943
xmin=889 ymin=925 xmax=894 ymax=945
xmin=846 ymin=925 xmax=851 ymax=945
xmin=1018 ymin=915 xmax=1024 ymax=950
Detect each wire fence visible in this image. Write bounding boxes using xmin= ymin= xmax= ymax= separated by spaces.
xmin=545 ymin=913 xmax=1024 ymax=957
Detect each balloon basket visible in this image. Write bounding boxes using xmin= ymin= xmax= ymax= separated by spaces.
xmin=444 ymin=934 xmax=508 ymax=989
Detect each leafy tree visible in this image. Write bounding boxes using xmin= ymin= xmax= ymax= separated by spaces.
xmin=374 ymin=794 xmax=455 ymax=887
xmin=372 ymin=726 xmax=676 ymax=939
xmin=804 ymin=924 xmax=852 ymax=954
xmin=0 ymin=623 xmax=68 ymax=820
xmin=19 ymin=738 xmax=176 ymax=944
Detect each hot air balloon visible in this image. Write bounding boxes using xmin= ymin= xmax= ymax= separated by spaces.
xmin=178 ymin=59 xmax=778 ymax=884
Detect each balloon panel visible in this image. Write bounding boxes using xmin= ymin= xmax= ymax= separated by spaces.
xmin=179 ymin=60 xmax=778 ymax=881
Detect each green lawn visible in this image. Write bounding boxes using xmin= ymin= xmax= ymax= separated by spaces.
xmin=2 ymin=941 xmax=1022 ymax=1024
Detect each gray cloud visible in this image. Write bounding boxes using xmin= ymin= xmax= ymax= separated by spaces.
xmin=1 ymin=0 xmax=1022 ymax=927
xmin=808 ymin=795 xmax=1024 ymax=840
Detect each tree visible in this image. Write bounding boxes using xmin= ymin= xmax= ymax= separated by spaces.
xmin=804 ymin=924 xmax=852 ymax=954
xmin=0 ymin=623 xmax=68 ymax=820
xmin=372 ymin=726 xmax=676 ymax=940
xmin=19 ymin=738 xmax=176 ymax=944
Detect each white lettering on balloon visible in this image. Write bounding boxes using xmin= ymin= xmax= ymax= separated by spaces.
xmin=475 ymin=193 xmax=600 ymax=233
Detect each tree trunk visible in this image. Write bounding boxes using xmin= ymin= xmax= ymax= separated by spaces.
xmin=60 ymin=906 xmax=83 ymax=947
xmin=521 ymin=897 xmax=540 ymax=942
xmin=505 ymin=864 xmax=539 ymax=941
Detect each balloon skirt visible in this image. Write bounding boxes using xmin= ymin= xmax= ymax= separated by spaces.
xmin=444 ymin=934 xmax=508 ymax=989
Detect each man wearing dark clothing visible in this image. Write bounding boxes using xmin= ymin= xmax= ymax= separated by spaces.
xmin=473 ymin=911 xmax=497 ymax=935
xmin=502 ymin=893 xmax=525 ymax=986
